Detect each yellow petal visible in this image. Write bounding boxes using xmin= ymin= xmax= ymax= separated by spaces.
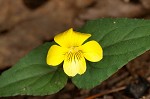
xmin=63 ymin=51 xmax=86 ymax=76
xmin=80 ymin=40 xmax=103 ymax=62
xmin=47 ymin=45 xmax=67 ymax=66
xmin=54 ymin=28 xmax=91 ymax=47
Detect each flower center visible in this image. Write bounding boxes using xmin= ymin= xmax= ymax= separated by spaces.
xmin=66 ymin=47 xmax=82 ymax=62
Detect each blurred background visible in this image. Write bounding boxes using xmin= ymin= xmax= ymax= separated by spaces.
xmin=0 ymin=0 xmax=150 ymax=99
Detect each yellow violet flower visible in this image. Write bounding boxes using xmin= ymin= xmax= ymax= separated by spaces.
xmin=47 ymin=28 xmax=103 ymax=77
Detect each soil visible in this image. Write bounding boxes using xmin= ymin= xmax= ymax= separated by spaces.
xmin=0 ymin=0 xmax=150 ymax=99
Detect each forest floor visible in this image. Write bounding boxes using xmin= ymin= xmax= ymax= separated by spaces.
xmin=0 ymin=0 xmax=150 ymax=99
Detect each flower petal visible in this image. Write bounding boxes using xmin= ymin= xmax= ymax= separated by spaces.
xmin=81 ymin=40 xmax=103 ymax=62
xmin=47 ymin=45 xmax=67 ymax=66
xmin=54 ymin=28 xmax=91 ymax=47
xmin=63 ymin=52 xmax=86 ymax=76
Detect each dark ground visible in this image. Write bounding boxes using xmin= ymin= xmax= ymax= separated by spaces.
xmin=0 ymin=0 xmax=150 ymax=99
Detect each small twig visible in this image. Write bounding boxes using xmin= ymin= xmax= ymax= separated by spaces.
xmin=86 ymin=86 xmax=126 ymax=99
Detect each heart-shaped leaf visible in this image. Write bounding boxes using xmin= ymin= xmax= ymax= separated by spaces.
xmin=72 ymin=18 xmax=150 ymax=89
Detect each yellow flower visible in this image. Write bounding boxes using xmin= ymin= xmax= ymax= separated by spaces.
xmin=46 ymin=28 xmax=103 ymax=77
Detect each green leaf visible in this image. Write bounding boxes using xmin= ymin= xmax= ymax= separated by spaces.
xmin=0 ymin=43 xmax=68 ymax=96
xmin=72 ymin=18 xmax=150 ymax=89
xmin=1 ymin=18 xmax=150 ymax=96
